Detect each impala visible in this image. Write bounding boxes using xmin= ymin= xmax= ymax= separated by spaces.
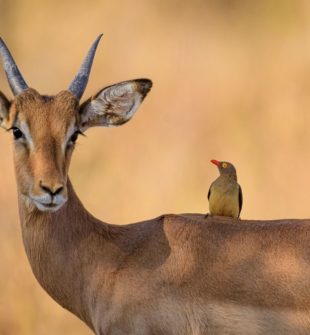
xmin=1 ymin=35 xmax=310 ymax=335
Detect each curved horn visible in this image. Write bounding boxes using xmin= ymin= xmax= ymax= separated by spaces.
xmin=68 ymin=34 xmax=103 ymax=100
xmin=0 ymin=38 xmax=28 ymax=96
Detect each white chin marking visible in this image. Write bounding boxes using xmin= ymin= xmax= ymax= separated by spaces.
xmin=34 ymin=201 xmax=65 ymax=213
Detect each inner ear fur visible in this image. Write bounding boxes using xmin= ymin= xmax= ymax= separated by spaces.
xmin=79 ymin=79 xmax=152 ymax=130
xmin=0 ymin=91 xmax=11 ymax=129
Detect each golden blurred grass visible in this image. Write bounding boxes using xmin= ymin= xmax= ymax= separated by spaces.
xmin=1 ymin=0 xmax=310 ymax=333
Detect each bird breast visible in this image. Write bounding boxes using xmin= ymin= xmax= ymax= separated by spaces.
xmin=209 ymin=177 xmax=240 ymax=218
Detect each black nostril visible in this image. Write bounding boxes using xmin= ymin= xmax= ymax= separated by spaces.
xmin=52 ymin=186 xmax=64 ymax=196
xmin=40 ymin=183 xmax=64 ymax=196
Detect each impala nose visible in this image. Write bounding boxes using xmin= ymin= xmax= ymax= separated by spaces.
xmin=40 ymin=182 xmax=64 ymax=197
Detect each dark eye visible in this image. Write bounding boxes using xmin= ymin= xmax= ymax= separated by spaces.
xmin=69 ymin=131 xmax=82 ymax=145
xmin=68 ymin=130 xmax=85 ymax=148
xmin=70 ymin=132 xmax=79 ymax=144
xmin=12 ymin=127 xmax=24 ymax=140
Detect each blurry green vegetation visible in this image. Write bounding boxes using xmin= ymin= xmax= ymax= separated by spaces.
xmin=1 ymin=0 xmax=310 ymax=333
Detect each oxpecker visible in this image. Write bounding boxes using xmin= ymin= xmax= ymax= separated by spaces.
xmin=208 ymin=160 xmax=242 ymax=218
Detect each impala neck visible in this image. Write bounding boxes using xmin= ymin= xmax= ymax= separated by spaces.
xmin=17 ymin=178 xmax=110 ymax=329
xmin=19 ymin=178 xmax=90 ymax=226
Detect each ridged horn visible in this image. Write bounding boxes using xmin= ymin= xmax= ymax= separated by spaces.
xmin=68 ymin=34 xmax=103 ymax=100
xmin=0 ymin=38 xmax=28 ymax=96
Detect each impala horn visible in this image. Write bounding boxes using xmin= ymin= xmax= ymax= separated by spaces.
xmin=0 ymin=38 xmax=28 ymax=96
xmin=68 ymin=34 xmax=103 ymax=100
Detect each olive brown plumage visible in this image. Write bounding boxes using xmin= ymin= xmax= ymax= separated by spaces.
xmin=208 ymin=159 xmax=242 ymax=218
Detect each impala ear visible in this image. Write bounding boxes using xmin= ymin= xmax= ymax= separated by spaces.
xmin=79 ymin=79 xmax=152 ymax=130
xmin=0 ymin=91 xmax=11 ymax=129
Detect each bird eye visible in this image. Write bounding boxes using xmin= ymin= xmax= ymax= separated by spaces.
xmin=12 ymin=127 xmax=24 ymax=140
xmin=222 ymin=163 xmax=228 ymax=168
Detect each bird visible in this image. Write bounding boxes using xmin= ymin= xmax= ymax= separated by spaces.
xmin=207 ymin=159 xmax=242 ymax=218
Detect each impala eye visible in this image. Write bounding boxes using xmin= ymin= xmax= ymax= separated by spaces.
xmin=70 ymin=132 xmax=79 ymax=144
xmin=69 ymin=130 xmax=84 ymax=146
xmin=12 ymin=127 xmax=24 ymax=140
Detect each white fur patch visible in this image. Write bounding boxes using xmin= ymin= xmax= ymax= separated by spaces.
xmin=20 ymin=121 xmax=34 ymax=149
xmin=62 ymin=121 xmax=76 ymax=153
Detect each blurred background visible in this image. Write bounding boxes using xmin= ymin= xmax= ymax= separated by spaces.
xmin=1 ymin=0 xmax=310 ymax=333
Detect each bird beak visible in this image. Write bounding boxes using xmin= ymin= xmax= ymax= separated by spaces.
xmin=211 ymin=159 xmax=220 ymax=166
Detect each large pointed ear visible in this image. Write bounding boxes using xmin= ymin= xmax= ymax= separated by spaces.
xmin=0 ymin=91 xmax=11 ymax=129
xmin=79 ymin=79 xmax=152 ymax=130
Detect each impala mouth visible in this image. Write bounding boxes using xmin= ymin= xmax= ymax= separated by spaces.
xmin=43 ymin=203 xmax=58 ymax=208
xmin=31 ymin=198 xmax=67 ymax=212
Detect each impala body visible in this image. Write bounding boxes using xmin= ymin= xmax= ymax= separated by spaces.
xmin=1 ymin=36 xmax=310 ymax=335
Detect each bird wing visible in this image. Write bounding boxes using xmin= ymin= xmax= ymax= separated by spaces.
xmin=208 ymin=183 xmax=213 ymax=200
xmin=238 ymin=185 xmax=243 ymax=216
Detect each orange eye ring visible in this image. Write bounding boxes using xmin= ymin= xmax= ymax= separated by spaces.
xmin=222 ymin=162 xmax=228 ymax=168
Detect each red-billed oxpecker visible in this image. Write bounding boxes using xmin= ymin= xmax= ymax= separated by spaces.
xmin=208 ymin=160 xmax=243 ymax=218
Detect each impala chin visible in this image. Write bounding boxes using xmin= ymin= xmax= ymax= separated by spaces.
xmin=33 ymin=200 xmax=66 ymax=213
xmin=30 ymin=195 xmax=68 ymax=213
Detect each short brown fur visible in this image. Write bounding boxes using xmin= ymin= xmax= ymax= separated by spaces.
xmin=2 ymin=88 xmax=310 ymax=335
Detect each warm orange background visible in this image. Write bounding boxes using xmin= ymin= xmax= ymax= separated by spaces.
xmin=1 ymin=0 xmax=310 ymax=334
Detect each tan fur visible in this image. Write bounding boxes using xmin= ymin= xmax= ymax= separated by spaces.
xmin=3 ymin=88 xmax=310 ymax=334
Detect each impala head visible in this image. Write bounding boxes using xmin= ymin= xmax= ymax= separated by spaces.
xmin=0 ymin=35 xmax=152 ymax=212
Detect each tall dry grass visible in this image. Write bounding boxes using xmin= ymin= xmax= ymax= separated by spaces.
xmin=1 ymin=0 xmax=310 ymax=333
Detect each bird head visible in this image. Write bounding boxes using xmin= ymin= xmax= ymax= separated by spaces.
xmin=211 ymin=159 xmax=237 ymax=177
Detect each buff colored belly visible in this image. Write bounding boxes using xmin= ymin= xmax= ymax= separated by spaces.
xmin=209 ymin=185 xmax=239 ymax=218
